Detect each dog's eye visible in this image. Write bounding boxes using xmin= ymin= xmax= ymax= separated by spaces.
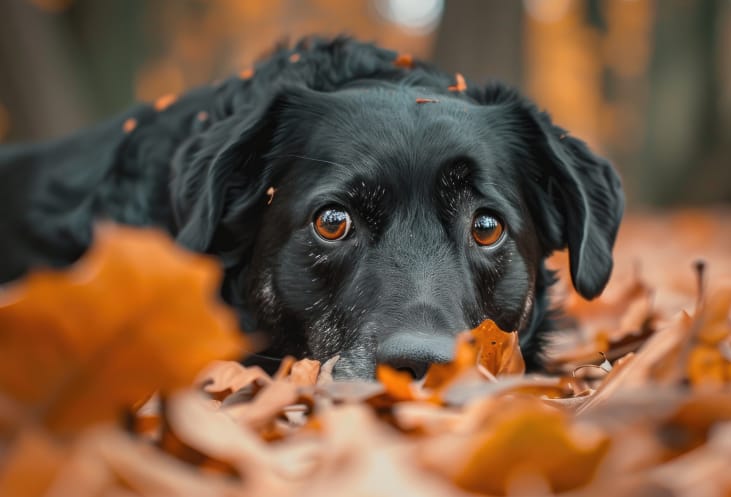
xmin=472 ymin=211 xmax=504 ymax=246
xmin=313 ymin=206 xmax=352 ymax=241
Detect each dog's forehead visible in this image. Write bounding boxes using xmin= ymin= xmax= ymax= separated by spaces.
xmin=300 ymin=87 xmax=497 ymax=183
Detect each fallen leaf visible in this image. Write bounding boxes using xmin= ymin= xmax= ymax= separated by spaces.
xmin=472 ymin=319 xmax=525 ymax=376
xmin=289 ymin=359 xmax=320 ymax=387
xmin=423 ymin=397 xmax=610 ymax=495
xmin=376 ymin=365 xmax=420 ymax=402
xmin=0 ymin=429 xmax=65 ymax=497
xmin=0 ymin=224 xmax=245 ymax=433
xmin=423 ymin=332 xmax=478 ymax=391
xmin=195 ymin=361 xmax=271 ymax=401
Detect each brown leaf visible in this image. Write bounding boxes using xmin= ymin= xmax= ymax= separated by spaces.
xmin=195 ymin=361 xmax=271 ymax=401
xmin=376 ymin=365 xmax=420 ymax=402
xmin=423 ymin=397 xmax=610 ymax=495
xmin=0 ymin=224 xmax=245 ymax=434
xmin=473 ymin=319 xmax=525 ymax=376
xmin=316 ymin=355 xmax=339 ymax=385
xmin=423 ymin=332 xmax=478 ymax=391
xmin=224 ymin=380 xmax=299 ymax=430
xmin=0 ymin=429 xmax=65 ymax=497
xmin=289 ymin=359 xmax=320 ymax=387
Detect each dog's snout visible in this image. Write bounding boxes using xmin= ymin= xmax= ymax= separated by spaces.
xmin=377 ymin=333 xmax=455 ymax=379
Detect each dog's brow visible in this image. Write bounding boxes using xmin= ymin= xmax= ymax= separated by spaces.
xmin=279 ymin=154 xmax=349 ymax=168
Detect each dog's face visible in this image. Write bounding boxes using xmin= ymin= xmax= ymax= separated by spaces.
xmin=246 ymin=87 xmax=543 ymax=378
xmin=171 ymin=81 xmax=623 ymax=380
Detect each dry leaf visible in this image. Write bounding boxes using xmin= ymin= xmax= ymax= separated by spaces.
xmin=0 ymin=429 xmax=65 ymax=497
xmin=423 ymin=397 xmax=610 ymax=495
xmin=472 ymin=319 xmax=525 ymax=376
xmin=195 ymin=361 xmax=271 ymax=400
xmin=0 ymin=224 xmax=245 ymax=433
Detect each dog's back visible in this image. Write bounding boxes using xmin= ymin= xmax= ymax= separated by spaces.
xmin=0 ymin=37 xmax=427 ymax=283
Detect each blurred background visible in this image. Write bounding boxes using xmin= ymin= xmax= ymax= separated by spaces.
xmin=0 ymin=0 xmax=729 ymax=208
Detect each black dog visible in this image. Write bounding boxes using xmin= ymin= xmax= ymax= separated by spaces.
xmin=0 ymin=37 xmax=623 ymax=379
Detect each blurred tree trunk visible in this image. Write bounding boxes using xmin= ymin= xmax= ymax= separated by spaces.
xmin=0 ymin=0 xmax=91 ymax=141
xmin=431 ymin=0 xmax=523 ymax=88
xmin=640 ymin=0 xmax=729 ymax=204
xmin=0 ymin=0 xmax=145 ymax=142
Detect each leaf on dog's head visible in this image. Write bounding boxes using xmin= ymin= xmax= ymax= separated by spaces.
xmin=153 ymin=93 xmax=177 ymax=111
xmin=393 ymin=53 xmax=414 ymax=68
xmin=239 ymin=67 xmax=255 ymax=80
xmin=447 ymin=73 xmax=467 ymax=92
xmin=0 ymin=224 xmax=246 ymax=434
xmin=122 ymin=117 xmax=137 ymax=134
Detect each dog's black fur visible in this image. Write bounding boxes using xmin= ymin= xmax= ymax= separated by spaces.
xmin=0 ymin=37 xmax=623 ymax=379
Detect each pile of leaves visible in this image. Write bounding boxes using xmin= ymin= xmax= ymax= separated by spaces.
xmin=1 ymin=211 xmax=730 ymax=497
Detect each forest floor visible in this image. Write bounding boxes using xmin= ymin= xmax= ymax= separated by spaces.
xmin=1 ymin=208 xmax=730 ymax=497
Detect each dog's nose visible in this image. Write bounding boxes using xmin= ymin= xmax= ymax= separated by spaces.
xmin=377 ymin=332 xmax=455 ymax=379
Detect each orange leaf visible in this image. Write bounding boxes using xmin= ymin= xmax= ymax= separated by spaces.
xmin=0 ymin=429 xmax=64 ymax=497
xmin=688 ymin=345 xmax=727 ymax=388
xmin=393 ymin=53 xmax=414 ymax=69
xmin=239 ymin=67 xmax=255 ymax=80
xmin=696 ymin=288 xmax=731 ymax=345
xmin=195 ymin=361 xmax=270 ymax=400
xmin=153 ymin=93 xmax=177 ymax=111
xmin=447 ymin=72 xmax=467 ymax=92
xmin=122 ymin=117 xmax=137 ymax=133
xmin=0 ymin=224 xmax=245 ymax=433
xmin=289 ymin=358 xmax=320 ymax=387
xmin=423 ymin=332 xmax=477 ymax=391
xmin=376 ymin=364 xmax=418 ymax=401
xmin=426 ymin=398 xmax=610 ymax=495
xmin=472 ymin=319 xmax=525 ymax=376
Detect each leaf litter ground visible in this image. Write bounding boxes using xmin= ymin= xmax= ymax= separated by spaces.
xmin=1 ymin=210 xmax=730 ymax=497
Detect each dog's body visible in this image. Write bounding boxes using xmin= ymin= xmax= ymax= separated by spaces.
xmin=0 ymin=38 xmax=623 ymax=378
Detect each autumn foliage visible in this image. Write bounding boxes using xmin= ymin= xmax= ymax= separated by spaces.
xmin=1 ymin=213 xmax=731 ymax=497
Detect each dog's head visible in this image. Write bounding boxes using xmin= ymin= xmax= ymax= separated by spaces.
xmin=169 ymin=43 xmax=623 ymax=379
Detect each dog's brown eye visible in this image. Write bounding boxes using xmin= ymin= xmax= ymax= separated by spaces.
xmin=472 ymin=211 xmax=504 ymax=246
xmin=314 ymin=206 xmax=352 ymax=241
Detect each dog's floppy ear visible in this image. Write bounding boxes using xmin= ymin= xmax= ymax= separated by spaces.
xmin=531 ymin=110 xmax=624 ymax=299
xmin=473 ymin=85 xmax=624 ymax=299
xmin=170 ymin=98 xmax=281 ymax=254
